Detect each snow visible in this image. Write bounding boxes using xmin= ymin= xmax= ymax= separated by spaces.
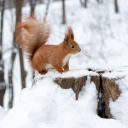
xmin=0 ymin=106 xmax=7 ymax=121
xmin=34 ymin=69 xmax=98 ymax=81
xmin=0 ymin=75 xmax=127 ymax=128
xmin=110 ymin=75 xmax=128 ymax=127
xmin=102 ymin=69 xmax=128 ymax=79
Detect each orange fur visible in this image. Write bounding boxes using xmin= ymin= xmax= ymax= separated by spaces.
xmin=15 ymin=16 xmax=81 ymax=74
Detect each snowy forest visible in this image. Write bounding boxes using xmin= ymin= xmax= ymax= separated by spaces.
xmin=0 ymin=0 xmax=128 ymax=128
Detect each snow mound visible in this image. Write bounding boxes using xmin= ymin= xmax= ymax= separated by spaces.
xmin=110 ymin=75 xmax=128 ymax=127
xmin=0 ymin=106 xmax=7 ymax=121
xmin=0 ymin=71 xmax=126 ymax=128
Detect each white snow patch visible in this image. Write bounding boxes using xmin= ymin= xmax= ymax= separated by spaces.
xmin=34 ymin=69 xmax=98 ymax=81
xmin=0 ymin=106 xmax=7 ymax=121
xmin=110 ymin=75 xmax=128 ymax=127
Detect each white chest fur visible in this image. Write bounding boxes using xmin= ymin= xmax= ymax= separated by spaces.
xmin=45 ymin=64 xmax=53 ymax=70
xmin=63 ymin=54 xmax=72 ymax=67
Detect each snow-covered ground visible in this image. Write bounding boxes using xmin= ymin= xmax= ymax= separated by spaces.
xmin=0 ymin=70 xmax=128 ymax=128
xmin=0 ymin=106 xmax=7 ymax=122
xmin=1 ymin=0 xmax=128 ymax=128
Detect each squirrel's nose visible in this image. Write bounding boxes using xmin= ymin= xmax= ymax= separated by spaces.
xmin=79 ymin=49 xmax=81 ymax=52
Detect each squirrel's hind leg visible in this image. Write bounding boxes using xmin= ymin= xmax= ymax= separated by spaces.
xmin=35 ymin=63 xmax=48 ymax=75
xmin=37 ymin=65 xmax=48 ymax=75
xmin=39 ymin=69 xmax=47 ymax=75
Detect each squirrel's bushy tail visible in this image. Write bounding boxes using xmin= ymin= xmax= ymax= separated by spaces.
xmin=15 ymin=16 xmax=50 ymax=61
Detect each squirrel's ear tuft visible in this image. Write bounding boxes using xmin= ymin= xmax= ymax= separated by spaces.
xmin=64 ymin=36 xmax=69 ymax=45
xmin=65 ymin=27 xmax=74 ymax=40
xmin=64 ymin=27 xmax=74 ymax=45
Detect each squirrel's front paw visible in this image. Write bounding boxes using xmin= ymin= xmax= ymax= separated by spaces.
xmin=63 ymin=69 xmax=69 ymax=72
xmin=56 ymin=68 xmax=64 ymax=74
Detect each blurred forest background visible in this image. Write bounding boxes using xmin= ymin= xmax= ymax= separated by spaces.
xmin=0 ymin=0 xmax=128 ymax=110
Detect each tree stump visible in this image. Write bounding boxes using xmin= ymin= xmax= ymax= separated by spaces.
xmin=54 ymin=69 xmax=125 ymax=119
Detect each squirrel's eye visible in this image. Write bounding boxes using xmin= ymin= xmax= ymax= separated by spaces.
xmin=71 ymin=45 xmax=74 ymax=48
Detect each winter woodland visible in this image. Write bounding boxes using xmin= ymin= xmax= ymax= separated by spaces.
xmin=0 ymin=0 xmax=128 ymax=128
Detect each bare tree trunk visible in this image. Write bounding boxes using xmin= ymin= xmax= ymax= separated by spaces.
xmin=84 ymin=0 xmax=87 ymax=8
xmin=62 ymin=0 xmax=66 ymax=24
xmin=80 ymin=0 xmax=88 ymax=8
xmin=114 ymin=0 xmax=119 ymax=13
xmin=8 ymin=51 xmax=15 ymax=108
xmin=0 ymin=0 xmax=6 ymax=107
xmin=8 ymin=0 xmax=25 ymax=108
xmin=44 ymin=0 xmax=50 ymax=19
xmin=15 ymin=0 xmax=26 ymax=89
xmin=96 ymin=0 xmax=103 ymax=3
xmin=30 ymin=0 xmax=36 ymax=16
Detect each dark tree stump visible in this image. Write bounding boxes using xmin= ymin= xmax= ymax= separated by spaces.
xmin=53 ymin=70 xmax=125 ymax=119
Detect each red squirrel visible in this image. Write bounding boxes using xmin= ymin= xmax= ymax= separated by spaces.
xmin=16 ymin=17 xmax=81 ymax=74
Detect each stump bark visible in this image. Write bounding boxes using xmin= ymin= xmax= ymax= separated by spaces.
xmin=101 ymin=77 xmax=121 ymax=118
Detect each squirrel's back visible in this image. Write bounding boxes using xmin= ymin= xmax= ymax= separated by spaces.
xmin=15 ymin=17 xmax=51 ymax=61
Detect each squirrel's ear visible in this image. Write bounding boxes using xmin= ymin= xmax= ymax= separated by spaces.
xmin=64 ymin=27 xmax=74 ymax=45
xmin=64 ymin=36 xmax=69 ymax=45
xmin=67 ymin=27 xmax=74 ymax=40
